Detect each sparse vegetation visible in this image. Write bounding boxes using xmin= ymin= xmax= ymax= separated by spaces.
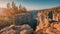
xmin=0 ymin=1 xmax=27 ymax=29
xmin=0 ymin=1 xmax=60 ymax=34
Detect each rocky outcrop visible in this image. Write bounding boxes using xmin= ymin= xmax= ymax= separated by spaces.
xmin=0 ymin=6 xmax=60 ymax=34
xmin=35 ymin=6 xmax=60 ymax=34
xmin=35 ymin=19 xmax=60 ymax=34
xmin=0 ymin=24 xmax=33 ymax=34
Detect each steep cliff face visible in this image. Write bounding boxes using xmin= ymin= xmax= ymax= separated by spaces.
xmin=35 ymin=6 xmax=60 ymax=34
xmin=14 ymin=13 xmax=37 ymax=30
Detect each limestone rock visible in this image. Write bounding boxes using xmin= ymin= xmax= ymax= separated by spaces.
xmin=54 ymin=23 xmax=60 ymax=31
xmin=1 ymin=29 xmax=16 ymax=34
xmin=0 ymin=24 xmax=33 ymax=34
xmin=20 ymin=29 xmax=33 ymax=34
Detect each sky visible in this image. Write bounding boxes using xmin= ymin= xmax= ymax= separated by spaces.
xmin=0 ymin=0 xmax=60 ymax=10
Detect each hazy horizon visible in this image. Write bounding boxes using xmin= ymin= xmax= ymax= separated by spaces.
xmin=0 ymin=0 xmax=60 ymax=10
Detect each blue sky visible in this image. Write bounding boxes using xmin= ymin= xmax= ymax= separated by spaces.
xmin=0 ymin=0 xmax=60 ymax=10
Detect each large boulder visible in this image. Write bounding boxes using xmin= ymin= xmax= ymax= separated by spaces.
xmin=19 ymin=24 xmax=33 ymax=34
xmin=1 ymin=29 xmax=16 ymax=34
xmin=20 ymin=29 xmax=33 ymax=34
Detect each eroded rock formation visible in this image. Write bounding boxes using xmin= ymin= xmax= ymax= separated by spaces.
xmin=0 ymin=24 xmax=33 ymax=34
xmin=35 ymin=6 xmax=60 ymax=34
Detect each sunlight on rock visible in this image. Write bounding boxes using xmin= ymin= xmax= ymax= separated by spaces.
xmin=0 ymin=24 xmax=33 ymax=34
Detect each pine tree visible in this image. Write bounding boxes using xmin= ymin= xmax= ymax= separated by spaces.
xmin=7 ymin=3 xmax=10 ymax=9
xmin=22 ymin=6 xmax=27 ymax=13
xmin=11 ymin=1 xmax=18 ymax=15
xmin=18 ymin=4 xmax=22 ymax=13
